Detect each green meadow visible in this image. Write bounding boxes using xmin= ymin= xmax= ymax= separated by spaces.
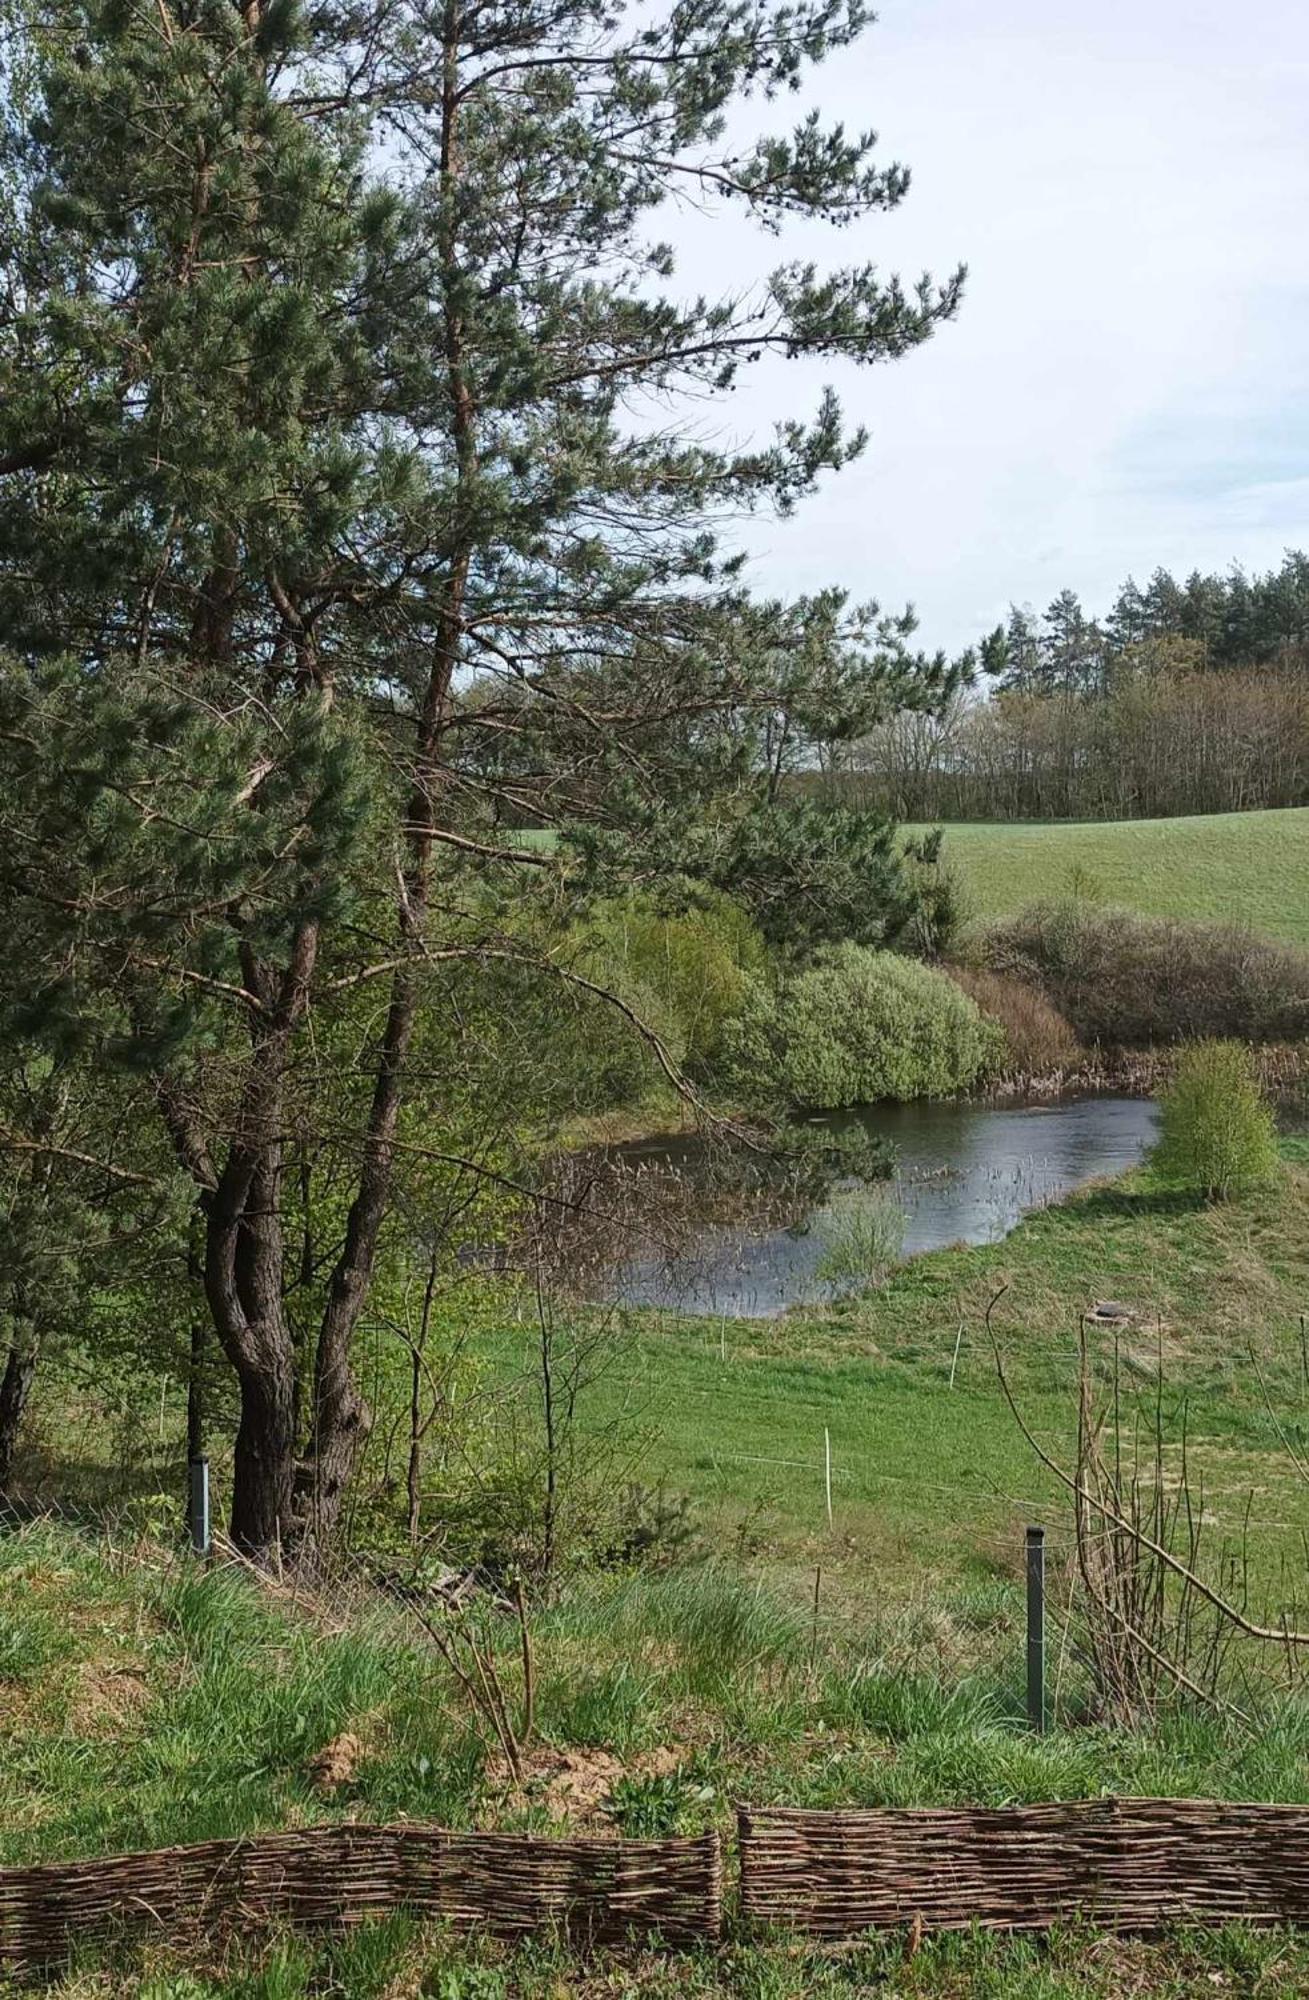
xmin=909 ymin=808 xmax=1309 ymax=945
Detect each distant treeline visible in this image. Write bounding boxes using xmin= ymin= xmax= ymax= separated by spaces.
xmin=820 ymin=553 xmax=1309 ymax=822
xmin=988 ymin=551 xmax=1309 ymax=697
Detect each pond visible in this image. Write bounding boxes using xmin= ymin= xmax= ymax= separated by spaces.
xmin=591 ymin=1093 xmax=1160 ymax=1319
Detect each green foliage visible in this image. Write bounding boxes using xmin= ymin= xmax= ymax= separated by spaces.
xmin=693 ymin=797 xmax=926 ymax=955
xmin=0 ymin=1044 xmax=184 ymax=1496
xmin=576 ymin=891 xmax=768 ymax=1080
xmin=899 ymin=825 xmax=969 ymax=959
xmin=988 ymin=549 xmax=1309 ymax=686
xmin=0 ymin=0 xmax=972 ymax=1546
xmin=558 ymin=965 xmax=690 ymax=1115
xmin=554 ymin=1564 xmax=803 ymax=1698
xmin=1150 ymin=1041 xmax=1281 ymax=1201
xmin=724 ymin=944 xmax=1002 ymax=1110
xmin=605 ymin=1766 xmax=714 ymax=1837
xmin=594 ymin=1484 xmax=699 ymax=1570
xmin=0 ymin=1583 xmax=75 ymax=1682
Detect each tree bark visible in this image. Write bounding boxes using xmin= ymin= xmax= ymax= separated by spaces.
xmin=202 ymin=1145 xmax=300 ymax=1556
xmin=157 ymin=923 xmax=319 ymax=1560
xmin=0 ymin=1335 xmax=38 ymax=1499
xmin=228 ymin=1344 xmax=297 ymax=1554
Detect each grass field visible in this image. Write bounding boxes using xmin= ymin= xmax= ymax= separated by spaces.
xmin=518 ymin=807 xmax=1309 ymax=943
xmin=10 ymin=1152 xmax=1309 ymax=1992
xmin=551 ymin=1145 xmax=1309 ymax=1612
xmin=911 ymin=807 xmax=1309 ymax=945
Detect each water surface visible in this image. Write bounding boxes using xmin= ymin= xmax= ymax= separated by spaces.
xmin=599 ymin=1094 xmax=1159 ymax=1319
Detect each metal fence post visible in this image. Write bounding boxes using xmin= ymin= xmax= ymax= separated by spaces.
xmin=187 ymin=1455 xmax=211 ymax=1557
xmin=1026 ymin=1524 xmax=1046 ymax=1733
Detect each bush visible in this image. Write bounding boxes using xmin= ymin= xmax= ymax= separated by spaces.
xmin=899 ymin=827 xmax=970 ymax=960
xmin=944 ymin=965 xmax=1081 ymax=1079
xmin=1150 ymin=1040 xmax=1280 ymax=1199
xmin=723 ymin=944 xmax=1002 ymax=1110
xmin=976 ymin=902 xmax=1309 ymax=1047
xmin=555 ymin=960 xmax=688 ymax=1111
xmin=577 ymin=890 xmax=769 ymax=1080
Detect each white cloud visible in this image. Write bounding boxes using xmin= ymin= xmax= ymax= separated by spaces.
xmin=662 ymin=0 xmax=1309 ymax=650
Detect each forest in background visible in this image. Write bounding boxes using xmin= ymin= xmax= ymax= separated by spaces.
xmin=822 ymin=553 xmax=1309 ymax=820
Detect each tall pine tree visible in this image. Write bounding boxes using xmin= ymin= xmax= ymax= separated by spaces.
xmin=0 ymin=0 xmax=964 ymax=1553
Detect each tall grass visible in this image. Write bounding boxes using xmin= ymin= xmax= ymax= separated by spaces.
xmin=813 ymin=1187 xmax=906 ymax=1295
xmin=12 ymin=1524 xmax=1309 ymax=1992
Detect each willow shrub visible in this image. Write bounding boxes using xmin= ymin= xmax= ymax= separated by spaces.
xmin=1150 ymin=1040 xmax=1281 ymax=1200
xmin=724 ymin=944 xmax=1002 ymax=1110
xmin=579 ymin=890 xmax=769 ymax=1081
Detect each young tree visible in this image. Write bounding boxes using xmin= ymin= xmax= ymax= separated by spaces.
xmin=0 ymin=0 xmax=964 ymax=1555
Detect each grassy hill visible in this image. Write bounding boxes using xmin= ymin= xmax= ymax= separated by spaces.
xmin=912 ymin=807 xmax=1309 ymax=945
xmin=587 ymin=1158 xmax=1309 ymax=1609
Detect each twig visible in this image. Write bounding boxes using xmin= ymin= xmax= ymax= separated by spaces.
xmin=990 ymin=1315 xmax=1309 ymax=1648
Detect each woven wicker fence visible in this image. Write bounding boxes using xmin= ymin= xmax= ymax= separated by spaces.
xmin=0 ymin=1823 xmax=722 ymax=1976
xmin=738 ymin=1797 xmax=1309 ymax=1937
xmin=15 ymin=1797 xmax=1309 ymax=1974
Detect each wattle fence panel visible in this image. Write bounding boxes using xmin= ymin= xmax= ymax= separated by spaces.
xmin=14 ymin=1798 xmax=1309 ymax=1973
xmin=0 ymin=1824 xmax=722 ymax=1975
xmin=737 ymin=1798 xmax=1309 ymax=1936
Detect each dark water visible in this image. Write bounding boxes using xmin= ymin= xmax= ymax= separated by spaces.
xmin=601 ymin=1094 xmax=1160 ymax=1319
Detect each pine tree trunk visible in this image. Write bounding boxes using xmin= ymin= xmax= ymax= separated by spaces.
xmin=229 ymin=1350 xmax=297 ymax=1555
xmin=0 ymin=1337 xmax=38 ymax=1499
xmin=294 ymin=7 xmax=471 ymax=1547
xmin=193 ymin=941 xmax=316 ymax=1560
xmin=213 ymin=1145 xmax=299 ymax=1557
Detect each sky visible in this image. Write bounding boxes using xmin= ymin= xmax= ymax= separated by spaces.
xmin=664 ymin=0 xmax=1309 ymax=657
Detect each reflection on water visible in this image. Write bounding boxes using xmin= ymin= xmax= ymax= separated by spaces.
xmin=597 ymin=1094 xmax=1159 ymax=1319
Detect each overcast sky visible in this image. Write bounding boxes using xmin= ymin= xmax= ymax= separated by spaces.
xmin=666 ymin=0 xmax=1309 ymax=656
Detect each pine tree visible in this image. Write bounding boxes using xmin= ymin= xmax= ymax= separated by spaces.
xmin=997 ymin=605 xmax=1042 ymax=692
xmin=1039 ymin=588 xmax=1104 ymax=698
xmin=1106 ymin=577 xmax=1149 ymax=653
xmin=0 ymin=0 xmax=964 ymax=1553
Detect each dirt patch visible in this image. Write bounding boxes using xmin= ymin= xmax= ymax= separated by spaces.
xmin=484 ymin=1743 xmax=689 ymax=1824
xmin=305 ymin=1730 xmax=366 ymax=1794
xmin=65 ymin=1660 xmax=152 ymax=1737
